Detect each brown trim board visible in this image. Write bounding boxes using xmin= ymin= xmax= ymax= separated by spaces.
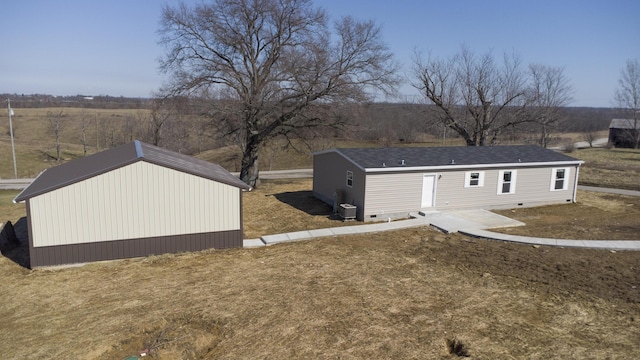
xmin=28 ymin=229 xmax=243 ymax=268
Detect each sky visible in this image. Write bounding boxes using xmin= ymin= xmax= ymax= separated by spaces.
xmin=1 ymin=0 xmax=639 ymax=107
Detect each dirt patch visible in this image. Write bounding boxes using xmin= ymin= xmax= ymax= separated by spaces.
xmin=96 ymin=313 xmax=226 ymax=359
xmin=1 ymin=229 xmax=639 ymax=359
xmin=493 ymin=190 xmax=640 ymax=240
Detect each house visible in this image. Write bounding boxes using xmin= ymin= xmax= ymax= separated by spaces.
xmin=313 ymin=145 xmax=584 ymax=222
xmin=13 ymin=140 xmax=250 ymax=268
xmin=609 ymin=118 xmax=640 ymax=148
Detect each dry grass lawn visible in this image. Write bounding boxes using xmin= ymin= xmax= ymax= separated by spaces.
xmin=1 ymin=179 xmax=639 ymax=359
xmin=242 ymin=179 xmax=354 ymax=239
xmin=575 ymin=147 xmax=640 ymax=191
xmin=0 ymin=190 xmax=23 ymax=224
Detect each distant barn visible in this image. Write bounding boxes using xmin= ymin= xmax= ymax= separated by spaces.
xmin=609 ymin=118 xmax=640 ymax=148
xmin=13 ymin=140 xmax=250 ymax=268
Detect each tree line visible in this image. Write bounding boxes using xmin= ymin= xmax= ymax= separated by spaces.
xmin=154 ymin=0 xmax=638 ymax=187
xmin=5 ymin=0 xmax=638 ymax=186
xmin=2 ymin=94 xmax=150 ymax=109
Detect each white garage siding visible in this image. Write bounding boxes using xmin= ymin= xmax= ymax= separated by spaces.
xmin=29 ymin=162 xmax=241 ymax=247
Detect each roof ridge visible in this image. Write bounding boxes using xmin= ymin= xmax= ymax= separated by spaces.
xmin=327 ymin=145 xmax=581 ymax=170
xmin=134 ymin=140 xmax=144 ymax=158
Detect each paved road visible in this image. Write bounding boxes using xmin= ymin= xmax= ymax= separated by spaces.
xmin=0 ymin=170 xmax=315 ymax=190
xmin=0 ymin=179 xmax=33 ymax=190
xmin=578 ymin=185 xmax=640 ymax=197
xmin=3 ymin=171 xmax=640 ymax=198
xmin=230 ymin=169 xmax=313 ymax=179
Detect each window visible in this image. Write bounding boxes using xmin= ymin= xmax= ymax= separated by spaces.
xmin=464 ymin=171 xmax=485 ymax=187
xmin=497 ymin=170 xmax=517 ymax=194
xmin=346 ymin=170 xmax=353 ymax=187
xmin=551 ymin=168 xmax=570 ymax=191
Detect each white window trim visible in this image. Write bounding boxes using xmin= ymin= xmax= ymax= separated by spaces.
xmin=497 ymin=170 xmax=517 ymax=194
xmin=464 ymin=171 xmax=485 ymax=188
xmin=550 ymin=167 xmax=570 ymax=191
xmin=346 ymin=170 xmax=353 ymax=188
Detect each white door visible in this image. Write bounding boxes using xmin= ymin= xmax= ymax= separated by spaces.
xmin=421 ymin=174 xmax=436 ymax=208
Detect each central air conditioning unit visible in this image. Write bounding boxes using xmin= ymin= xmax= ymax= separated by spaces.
xmin=339 ymin=203 xmax=356 ymax=221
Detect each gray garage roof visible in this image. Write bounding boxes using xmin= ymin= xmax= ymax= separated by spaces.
xmin=14 ymin=140 xmax=250 ymax=202
xmin=321 ymin=145 xmax=582 ymax=171
xmin=610 ymin=118 xmax=640 ymax=129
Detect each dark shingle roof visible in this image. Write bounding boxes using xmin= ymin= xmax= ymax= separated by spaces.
xmin=333 ymin=145 xmax=582 ymax=170
xmin=14 ymin=140 xmax=249 ymax=202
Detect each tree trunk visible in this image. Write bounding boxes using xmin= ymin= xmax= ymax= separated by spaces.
xmin=540 ymin=124 xmax=548 ymax=148
xmin=465 ymin=137 xmax=477 ymax=146
xmin=239 ymin=139 xmax=260 ymax=188
xmin=635 ymin=119 xmax=640 ymax=149
xmin=82 ymin=127 xmax=87 ymax=156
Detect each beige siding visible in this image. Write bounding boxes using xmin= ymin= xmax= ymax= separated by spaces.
xmin=29 ymin=162 xmax=241 ymax=247
xmin=362 ymin=165 xmax=579 ymax=218
xmin=434 ymin=166 xmax=579 ymax=210
xmin=364 ymin=172 xmax=424 ymax=217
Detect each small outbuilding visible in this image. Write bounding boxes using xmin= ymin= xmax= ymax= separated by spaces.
xmin=14 ymin=140 xmax=250 ymax=268
xmin=608 ymin=118 xmax=640 ymax=148
xmin=313 ymin=145 xmax=584 ymax=222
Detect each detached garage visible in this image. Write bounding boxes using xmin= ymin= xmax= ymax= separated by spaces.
xmin=14 ymin=140 xmax=250 ymax=268
xmin=313 ymin=145 xmax=584 ymax=222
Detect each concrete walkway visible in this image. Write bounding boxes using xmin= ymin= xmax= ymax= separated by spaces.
xmin=460 ymin=229 xmax=640 ymax=250
xmin=6 ymin=171 xmax=639 ymax=250
xmin=243 ymin=208 xmax=640 ymax=251
xmin=243 ymin=215 xmax=431 ymax=248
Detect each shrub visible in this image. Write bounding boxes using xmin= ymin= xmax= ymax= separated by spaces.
xmin=564 ymin=142 xmax=576 ymax=153
xmin=446 ymin=337 xmax=470 ymax=357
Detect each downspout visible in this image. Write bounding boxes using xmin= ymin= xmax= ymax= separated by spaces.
xmin=572 ymin=165 xmax=581 ymax=203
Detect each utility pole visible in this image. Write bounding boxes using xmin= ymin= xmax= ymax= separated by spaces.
xmin=7 ymin=99 xmax=17 ymax=178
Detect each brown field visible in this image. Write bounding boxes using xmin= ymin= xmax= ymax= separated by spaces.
xmin=574 ymin=147 xmax=640 ymax=191
xmin=2 ymin=107 xmax=636 ymax=192
xmin=2 ymin=109 xmax=639 ymax=358
xmin=493 ymin=190 xmax=640 ymax=240
xmin=1 ymin=179 xmax=639 ymax=359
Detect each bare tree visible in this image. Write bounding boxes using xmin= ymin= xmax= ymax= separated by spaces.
xmin=47 ymin=110 xmax=64 ymax=161
xmin=79 ymin=110 xmax=91 ymax=156
xmin=583 ymin=130 xmax=597 ymax=148
xmin=614 ymin=59 xmax=640 ymax=148
xmin=411 ymin=46 xmax=530 ymax=146
xmin=158 ymin=0 xmax=398 ymax=187
xmin=140 ymin=99 xmax=172 ymax=147
xmin=134 ymin=96 xmax=192 ymax=154
xmin=527 ymin=64 xmax=573 ymax=148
